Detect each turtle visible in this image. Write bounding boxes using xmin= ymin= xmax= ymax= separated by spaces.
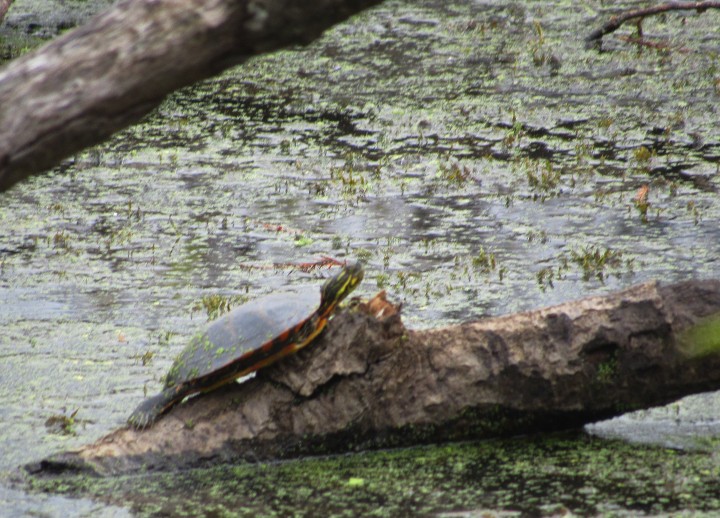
xmin=128 ymin=261 xmax=363 ymax=429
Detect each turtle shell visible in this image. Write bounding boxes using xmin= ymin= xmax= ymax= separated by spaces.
xmin=165 ymin=285 xmax=321 ymax=389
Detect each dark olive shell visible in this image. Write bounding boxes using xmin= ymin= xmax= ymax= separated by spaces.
xmin=165 ymin=286 xmax=320 ymax=388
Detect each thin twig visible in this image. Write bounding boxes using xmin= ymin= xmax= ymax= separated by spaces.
xmin=238 ymin=256 xmax=347 ymax=273
xmin=617 ymin=35 xmax=690 ymax=53
xmin=586 ymin=1 xmax=720 ymax=47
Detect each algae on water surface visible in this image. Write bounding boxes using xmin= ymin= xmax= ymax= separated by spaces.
xmin=2 ymin=0 xmax=720 ymax=515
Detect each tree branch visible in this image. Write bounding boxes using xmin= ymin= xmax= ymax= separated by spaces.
xmin=0 ymin=0 xmax=13 ymax=25
xmin=0 ymin=0 xmax=384 ymax=192
xmin=586 ymin=1 xmax=720 ymax=47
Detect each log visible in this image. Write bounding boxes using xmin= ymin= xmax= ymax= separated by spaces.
xmin=0 ymin=0 xmax=14 ymax=25
xmin=0 ymin=0 xmax=384 ymax=192
xmin=28 ymin=279 xmax=720 ymax=476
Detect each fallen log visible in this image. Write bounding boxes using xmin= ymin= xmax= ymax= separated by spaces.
xmin=0 ymin=0 xmax=14 ymax=26
xmin=28 ymin=279 xmax=720 ymax=476
xmin=0 ymin=0 xmax=384 ymax=192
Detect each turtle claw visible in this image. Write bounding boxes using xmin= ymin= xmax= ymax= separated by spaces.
xmin=127 ymin=411 xmax=154 ymax=430
xmin=127 ymin=390 xmax=174 ymax=429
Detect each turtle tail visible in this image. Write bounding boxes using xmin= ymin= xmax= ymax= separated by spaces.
xmin=127 ymin=387 xmax=180 ymax=429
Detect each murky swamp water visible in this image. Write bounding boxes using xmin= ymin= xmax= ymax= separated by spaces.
xmin=2 ymin=0 xmax=720 ymax=515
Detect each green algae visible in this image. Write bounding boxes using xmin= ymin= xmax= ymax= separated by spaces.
xmin=679 ymin=314 xmax=720 ymax=358
xmin=2 ymin=0 xmax=720 ymax=515
xmin=0 ymin=0 xmax=113 ymax=61
xmin=25 ymin=433 xmax=720 ymax=516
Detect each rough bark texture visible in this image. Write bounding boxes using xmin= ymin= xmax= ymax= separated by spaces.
xmin=0 ymin=0 xmax=383 ymax=192
xmin=0 ymin=0 xmax=14 ymax=25
xmin=28 ymin=279 xmax=720 ymax=477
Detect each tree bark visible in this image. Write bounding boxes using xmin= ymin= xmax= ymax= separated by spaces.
xmin=0 ymin=0 xmax=14 ymax=25
xmin=28 ymin=279 xmax=720 ymax=476
xmin=586 ymin=1 xmax=720 ymax=47
xmin=0 ymin=0 xmax=384 ymax=192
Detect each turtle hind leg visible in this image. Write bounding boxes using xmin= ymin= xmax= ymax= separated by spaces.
xmin=127 ymin=387 xmax=180 ymax=429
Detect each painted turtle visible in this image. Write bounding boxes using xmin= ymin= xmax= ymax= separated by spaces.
xmin=128 ymin=261 xmax=363 ymax=428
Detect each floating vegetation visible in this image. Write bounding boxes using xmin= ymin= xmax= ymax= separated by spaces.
xmin=631 ymin=146 xmax=654 ymax=175
xmin=329 ymin=153 xmax=372 ymax=205
xmin=375 ymin=272 xmax=390 ymax=290
xmin=52 ymin=230 xmax=71 ymax=250
xmin=529 ymin=20 xmax=557 ymax=68
xmin=133 ymin=350 xmax=154 ymax=366
xmin=525 ymin=158 xmax=562 ymax=199
xmin=44 ymin=408 xmax=80 ymax=437
xmin=437 ymin=160 xmax=473 ymax=186
xmin=192 ymin=294 xmax=249 ymax=321
xmin=566 ymin=245 xmax=631 ymax=283
xmin=393 ymin=270 xmax=423 ymax=292
xmin=28 ymin=432 xmax=720 ymax=516
xmin=294 ymin=234 xmax=314 ymax=247
xmin=527 ymin=230 xmax=548 ymax=244
xmin=687 ymin=200 xmax=702 ymax=225
xmin=157 ymin=331 xmax=175 ymax=347
xmin=472 ymin=246 xmax=497 ymax=274
xmin=5 ymin=0 xmax=720 ymax=515
xmin=536 ymin=266 xmax=559 ymax=292
xmin=573 ymin=139 xmax=594 ymax=170
xmin=502 ymin=118 xmax=525 ymax=148
xmin=597 ymin=117 xmax=614 ymax=130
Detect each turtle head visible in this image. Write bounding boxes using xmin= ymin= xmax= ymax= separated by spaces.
xmin=320 ymin=261 xmax=364 ymax=310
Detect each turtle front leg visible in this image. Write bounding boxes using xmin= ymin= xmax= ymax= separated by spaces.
xmin=127 ymin=387 xmax=182 ymax=429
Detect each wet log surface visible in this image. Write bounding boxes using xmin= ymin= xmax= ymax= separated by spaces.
xmin=0 ymin=0 xmax=384 ymax=192
xmin=27 ymin=279 xmax=720 ymax=476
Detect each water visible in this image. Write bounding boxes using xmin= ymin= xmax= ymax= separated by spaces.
xmin=2 ymin=0 xmax=720 ymax=514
